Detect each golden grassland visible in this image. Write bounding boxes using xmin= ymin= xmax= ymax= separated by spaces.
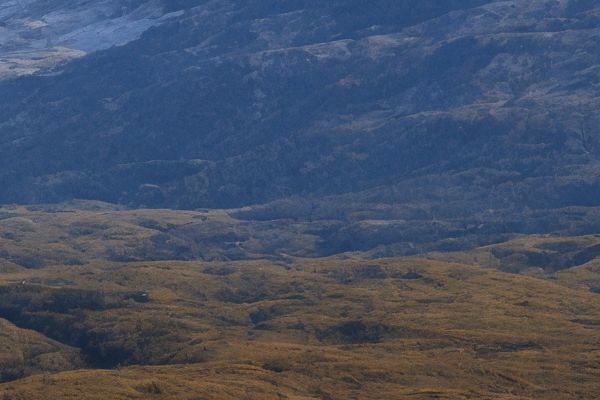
xmin=0 ymin=205 xmax=598 ymax=399
xmin=0 ymin=318 xmax=83 ymax=381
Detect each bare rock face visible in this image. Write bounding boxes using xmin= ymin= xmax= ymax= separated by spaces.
xmin=0 ymin=0 xmax=181 ymax=78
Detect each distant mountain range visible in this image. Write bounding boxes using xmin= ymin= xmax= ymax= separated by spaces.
xmin=1 ymin=0 xmax=600 ymax=253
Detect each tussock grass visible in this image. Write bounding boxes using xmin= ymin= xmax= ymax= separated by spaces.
xmin=0 ymin=206 xmax=599 ymax=398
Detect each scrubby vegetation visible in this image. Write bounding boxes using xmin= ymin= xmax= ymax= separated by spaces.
xmin=0 ymin=205 xmax=599 ymax=398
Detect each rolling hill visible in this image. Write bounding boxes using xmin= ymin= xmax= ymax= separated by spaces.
xmin=0 ymin=204 xmax=599 ymax=399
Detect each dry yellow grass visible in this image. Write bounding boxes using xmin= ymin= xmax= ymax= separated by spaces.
xmin=0 ymin=206 xmax=599 ymax=399
xmin=0 ymin=319 xmax=83 ymax=382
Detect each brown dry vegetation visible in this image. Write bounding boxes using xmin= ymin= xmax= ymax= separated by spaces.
xmin=0 ymin=205 xmax=599 ymax=399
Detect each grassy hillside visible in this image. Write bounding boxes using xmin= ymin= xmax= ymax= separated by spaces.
xmin=0 ymin=205 xmax=599 ymax=398
xmin=0 ymin=319 xmax=83 ymax=383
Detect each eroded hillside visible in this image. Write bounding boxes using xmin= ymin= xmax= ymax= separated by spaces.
xmin=0 ymin=0 xmax=185 ymax=79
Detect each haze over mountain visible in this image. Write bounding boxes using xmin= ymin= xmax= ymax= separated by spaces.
xmin=3 ymin=2 xmax=600 ymax=399
xmin=1 ymin=0 xmax=600 ymax=252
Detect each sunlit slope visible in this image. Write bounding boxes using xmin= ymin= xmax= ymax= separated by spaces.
xmin=0 ymin=256 xmax=599 ymax=398
xmin=0 ymin=205 xmax=599 ymax=398
xmin=0 ymin=319 xmax=83 ymax=383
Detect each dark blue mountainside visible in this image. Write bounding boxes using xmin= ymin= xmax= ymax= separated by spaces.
xmin=1 ymin=0 xmax=600 ymax=253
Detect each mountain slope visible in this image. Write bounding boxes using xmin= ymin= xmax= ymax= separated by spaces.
xmin=1 ymin=0 xmax=600 ymax=250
